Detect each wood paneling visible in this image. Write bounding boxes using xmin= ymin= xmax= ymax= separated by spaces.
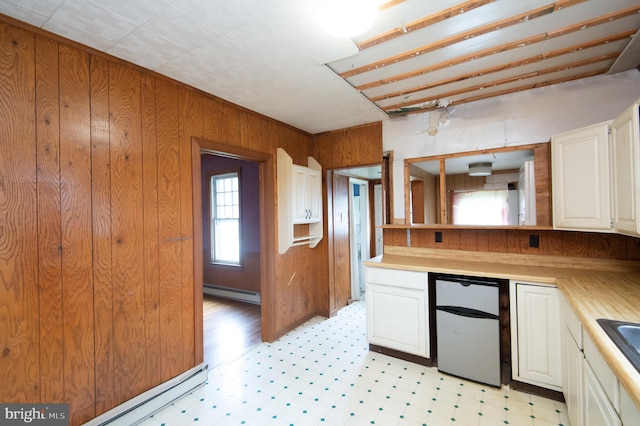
xmin=0 ymin=16 xmax=382 ymax=425
xmin=311 ymin=122 xmax=383 ymax=170
xmin=109 ymin=62 xmax=146 ymax=402
xmin=141 ymin=73 xmax=162 ymax=390
xmin=35 ymin=34 xmax=64 ymax=405
xmin=393 ymin=228 xmax=640 ymax=260
xmin=534 ymin=142 xmax=552 ymax=226
xmin=90 ymin=54 xmax=115 ymax=414
xmin=0 ymin=21 xmax=39 ymax=403
xmin=178 ymin=88 xmax=201 ymax=374
xmin=203 ymin=252 xmax=261 ymax=293
xmin=59 ymin=43 xmax=96 ymax=424
xmin=155 ymin=79 xmax=185 ymax=383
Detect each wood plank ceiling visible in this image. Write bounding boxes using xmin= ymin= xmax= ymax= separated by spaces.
xmin=327 ymin=0 xmax=640 ymax=116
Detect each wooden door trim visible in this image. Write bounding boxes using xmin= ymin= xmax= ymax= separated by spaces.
xmin=191 ymin=137 xmax=276 ymax=351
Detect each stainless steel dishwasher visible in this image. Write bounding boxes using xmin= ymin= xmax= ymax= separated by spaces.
xmin=435 ymin=274 xmax=501 ymax=387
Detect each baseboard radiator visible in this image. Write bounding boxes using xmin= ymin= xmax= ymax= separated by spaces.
xmin=203 ymin=283 xmax=261 ymax=304
xmin=84 ymin=363 xmax=208 ymax=426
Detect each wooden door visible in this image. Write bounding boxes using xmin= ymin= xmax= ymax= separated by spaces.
xmin=332 ymin=173 xmax=351 ymax=312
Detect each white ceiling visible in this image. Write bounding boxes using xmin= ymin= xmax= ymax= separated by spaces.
xmin=1 ymin=0 xmax=639 ymax=134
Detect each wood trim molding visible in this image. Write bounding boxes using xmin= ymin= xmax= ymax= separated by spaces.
xmin=191 ymin=137 xmax=277 ymax=342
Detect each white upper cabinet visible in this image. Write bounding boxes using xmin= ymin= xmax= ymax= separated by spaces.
xmin=552 ymin=121 xmax=613 ymax=231
xmin=292 ymin=164 xmax=322 ymax=224
xmin=610 ymin=101 xmax=640 ymax=236
xmin=277 ymin=148 xmax=323 ymax=253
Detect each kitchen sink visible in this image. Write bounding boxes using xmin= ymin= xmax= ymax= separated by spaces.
xmin=597 ymin=319 xmax=640 ymax=374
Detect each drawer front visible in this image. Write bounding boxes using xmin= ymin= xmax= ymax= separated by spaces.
xmin=365 ymin=267 xmax=427 ymax=290
xmin=563 ymin=296 xmax=583 ymax=349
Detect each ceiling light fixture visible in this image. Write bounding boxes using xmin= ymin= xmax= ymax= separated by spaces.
xmin=318 ymin=0 xmax=379 ymax=38
xmin=468 ymin=162 xmax=492 ymax=177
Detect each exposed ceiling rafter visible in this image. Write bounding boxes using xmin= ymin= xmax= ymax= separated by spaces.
xmin=340 ymin=0 xmax=593 ymax=79
xmin=383 ymin=53 xmax=619 ymax=111
xmin=357 ymin=0 xmax=497 ymax=50
xmin=368 ymin=32 xmax=634 ymax=103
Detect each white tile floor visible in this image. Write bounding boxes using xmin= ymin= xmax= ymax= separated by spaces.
xmin=141 ymin=301 xmax=569 ymax=425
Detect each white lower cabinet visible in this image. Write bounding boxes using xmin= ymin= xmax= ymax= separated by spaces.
xmin=510 ymin=281 xmax=562 ymax=391
xmin=562 ymin=294 xmax=584 ymax=426
xmin=560 ymin=296 xmax=640 ymax=425
xmin=365 ymin=267 xmax=429 ymax=358
xmin=565 ymin=330 xmax=584 ymax=426
xmin=621 ymin=386 xmax=640 ymax=425
xmin=584 ymin=361 xmax=622 ymax=426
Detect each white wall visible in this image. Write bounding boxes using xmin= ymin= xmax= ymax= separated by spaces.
xmin=383 ymin=70 xmax=640 ymax=221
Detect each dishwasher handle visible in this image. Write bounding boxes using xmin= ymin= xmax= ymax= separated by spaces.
xmin=436 ymin=305 xmax=499 ymax=320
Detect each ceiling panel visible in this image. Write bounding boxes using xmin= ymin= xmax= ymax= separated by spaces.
xmin=0 ymin=0 xmax=638 ymax=133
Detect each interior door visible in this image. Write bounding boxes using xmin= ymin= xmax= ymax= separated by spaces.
xmin=332 ymin=173 xmax=351 ymax=312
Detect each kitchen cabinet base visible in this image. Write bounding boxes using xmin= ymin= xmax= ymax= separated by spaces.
xmin=511 ymin=380 xmax=565 ymax=402
xmin=369 ymin=344 xmax=433 ymax=367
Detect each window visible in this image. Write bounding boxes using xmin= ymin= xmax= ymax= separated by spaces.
xmin=451 ymin=190 xmax=510 ymax=226
xmin=210 ymin=171 xmax=241 ymax=265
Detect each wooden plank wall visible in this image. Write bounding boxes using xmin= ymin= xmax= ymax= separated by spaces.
xmin=311 ymin=122 xmax=383 ymax=169
xmin=383 ymin=228 xmax=640 ymax=260
xmin=0 ymin=17 xmax=373 ymax=425
xmin=312 ymin=122 xmax=384 ymax=315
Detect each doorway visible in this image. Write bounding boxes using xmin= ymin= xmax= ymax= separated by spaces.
xmin=349 ymin=178 xmax=370 ymax=302
xmin=200 ymin=152 xmax=262 ymax=369
xmin=191 ymin=137 xmax=277 ymax=364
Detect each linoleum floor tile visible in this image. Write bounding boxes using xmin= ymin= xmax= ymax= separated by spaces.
xmin=148 ymin=300 xmax=568 ymax=426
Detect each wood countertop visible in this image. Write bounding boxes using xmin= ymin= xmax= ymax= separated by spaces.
xmin=363 ymin=253 xmax=596 ymax=284
xmin=364 ymin=248 xmax=640 ymax=410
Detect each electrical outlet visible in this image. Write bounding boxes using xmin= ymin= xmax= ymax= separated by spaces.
xmin=529 ymin=234 xmax=539 ymax=248
xmin=435 ymin=231 xmax=443 ymax=243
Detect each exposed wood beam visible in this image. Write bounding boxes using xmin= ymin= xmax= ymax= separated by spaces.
xmin=342 ymin=2 xmax=639 ymax=81
xmin=368 ymin=32 xmax=633 ymax=102
xmin=356 ymin=14 xmax=637 ymax=92
xmin=340 ymin=1 xmax=586 ymax=79
xmin=357 ymin=0 xmax=497 ymax=50
xmin=379 ymin=0 xmax=406 ymax=11
xmin=382 ymin=54 xmax=617 ymax=111
xmin=388 ymin=68 xmax=608 ymax=115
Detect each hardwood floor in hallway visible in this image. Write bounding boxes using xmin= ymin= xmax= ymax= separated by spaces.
xmin=202 ymin=295 xmax=262 ymax=370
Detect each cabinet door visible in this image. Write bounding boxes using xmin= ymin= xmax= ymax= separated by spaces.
xmin=292 ymin=166 xmax=322 ymax=224
xmin=621 ymin=386 xmax=640 ymax=426
xmin=307 ymin=168 xmax=322 ymax=222
xmin=366 ymin=282 xmax=428 ymax=358
xmin=292 ymin=165 xmax=310 ymax=223
xmin=552 ymin=121 xmax=612 ymax=231
xmin=564 ymin=329 xmax=583 ymax=426
xmin=512 ymin=282 xmax=562 ymax=390
xmin=584 ymin=361 xmax=622 ymax=426
xmin=610 ymin=102 xmax=640 ymax=236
